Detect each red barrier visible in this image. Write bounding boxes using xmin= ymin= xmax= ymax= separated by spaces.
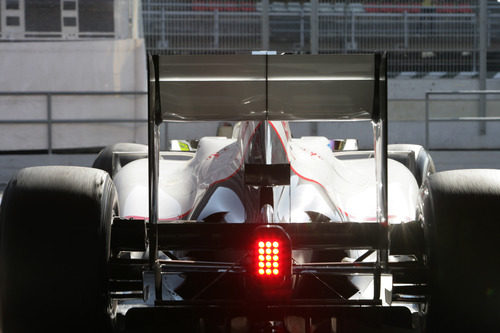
xmin=192 ymin=1 xmax=256 ymax=12
xmin=364 ymin=3 xmax=473 ymax=14
xmin=365 ymin=3 xmax=421 ymax=13
xmin=435 ymin=4 xmax=473 ymax=14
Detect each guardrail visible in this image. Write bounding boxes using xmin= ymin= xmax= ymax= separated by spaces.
xmin=4 ymin=90 xmax=500 ymax=153
xmin=0 ymin=91 xmax=147 ymax=154
xmin=424 ymin=90 xmax=500 ymax=149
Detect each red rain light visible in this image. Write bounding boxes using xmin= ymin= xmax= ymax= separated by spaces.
xmin=256 ymin=238 xmax=285 ymax=280
xmin=249 ymin=224 xmax=292 ymax=300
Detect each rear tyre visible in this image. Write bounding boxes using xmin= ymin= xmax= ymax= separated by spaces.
xmin=0 ymin=166 xmax=118 ymax=332
xmin=422 ymin=169 xmax=500 ymax=332
xmin=93 ymin=142 xmax=148 ymax=177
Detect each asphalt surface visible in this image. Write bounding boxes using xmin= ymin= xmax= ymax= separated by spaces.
xmin=429 ymin=150 xmax=500 ymax=171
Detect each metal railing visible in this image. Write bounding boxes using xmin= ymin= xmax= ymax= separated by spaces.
xmin=424 ymin=90 xmax=500 ymax=149
xmin=0 ymin=91 xmax=147 ymax=153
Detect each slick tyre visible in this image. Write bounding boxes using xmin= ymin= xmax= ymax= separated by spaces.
xmin=422 ymin=169 xmax=500 ymax=332
xmin=0 ymin=166 xmax=118 ymax=332
xmin=93 ymin=143 xmax=148 ymax=177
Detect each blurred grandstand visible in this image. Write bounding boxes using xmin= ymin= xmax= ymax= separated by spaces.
xmin=142 ymin=0 xmax=500 ymax=75
xmin=1 ymin=1 xmax=499 ymax=74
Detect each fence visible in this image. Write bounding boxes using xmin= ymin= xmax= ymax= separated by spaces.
xmin=0 ymin=91 xmax=147 ymax=153
xmin=142 ymin=1 xmax=500 ymax=73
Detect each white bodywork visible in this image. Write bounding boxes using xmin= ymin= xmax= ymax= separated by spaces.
xmin=114 ymin=120 xmax=419 ymax=306
xmin=115 ymin=121 xmax=418 ymax=224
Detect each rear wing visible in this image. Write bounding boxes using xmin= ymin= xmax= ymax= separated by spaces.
xmin=146 ymin=53 xmax=389 ymax=301
xmin=148 ymin=54 xmax=386 ymax=122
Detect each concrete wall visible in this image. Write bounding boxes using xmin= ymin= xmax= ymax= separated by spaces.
xmin=388 ymin=78 xmax=500 ymax=121
xmin=0 ymin=39 xmax=147 ymax=151
xmin=387 ymin=78 xmax=500 ymax=149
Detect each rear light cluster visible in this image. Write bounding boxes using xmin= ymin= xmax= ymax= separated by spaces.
xmin=248 ymin=225 xmax=292 ymax=300
xmin=257 ymin=240 xmax=280 ymax=276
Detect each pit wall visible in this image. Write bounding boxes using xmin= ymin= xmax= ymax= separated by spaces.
xmin=0 ymin=39 xmax=147 ymax=151
xmin=389 ymin=78 xmax=500 ymax=149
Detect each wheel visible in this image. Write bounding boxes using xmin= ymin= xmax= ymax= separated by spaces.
xmin=0 ymin=166 xmax=118 ymax=332
xmin=93 ymin=143 xmax=148 ymax=177
xmin=389 ymin=144 xmax=435 ymax=187
xmin=421 ymin=169 xmax=500 ymax=332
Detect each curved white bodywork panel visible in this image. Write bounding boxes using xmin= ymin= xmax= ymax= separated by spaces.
xmin=114 ymin=121 xmax=418 ymax=224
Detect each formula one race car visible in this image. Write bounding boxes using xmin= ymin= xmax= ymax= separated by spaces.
xmin=1 ymin=54 xmax=500 ymax=333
